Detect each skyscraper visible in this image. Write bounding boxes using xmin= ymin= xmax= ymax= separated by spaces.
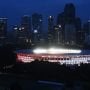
xmin=75 ymin=17 xmax=83 ymax=45
xmin=12 ymin=25 xmax=19 ymax=43
xmin=83 ymin=20 xmax=90 ymax=35
xmin=21 ymin=15 xmax=31 ymax=37
xmin=32 ymin=13 xmax=43 ymax=34
xmin=0 ymin=18 xmax=7 ymax=37
xmin=83 ymin=20 xmax=90 ymax=45
xmin=64 ymin=3 xmax=75 ymax=20
xmin=64 ymin=24 xmax=76 ymax=45
xmin=48 ymin=16 xmax=54 ymax=45
xmin=57 ymin=3 xmax=76 ymax=45
xmin=57 ymin=13 xmax=65 ymax=43
xmin=48 ymin=16 xmax=54 ymax=33
xmin=32 ymin=13 xmax=43 ymax=46
xmin=53 ymin=25 xmax=62 ymax=45
xmin=0 ymin=18 xmax=7 ymax=44
xmin=75 ymin=17 xmax=81 ymax=31
xmin=57 ymin=12 xmax=65 ymax=30
xmin=64 ymin=3 xmax=76 ymax=29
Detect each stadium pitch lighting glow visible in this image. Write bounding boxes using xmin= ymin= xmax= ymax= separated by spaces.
xmin=33 ymin=48 xmax=47 ymax=54
xmin=33 ymin=48 xmax=81 ymax=54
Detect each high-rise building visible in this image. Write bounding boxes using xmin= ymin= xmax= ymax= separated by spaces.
xmin=83 ymin=20 xmax=90 ymax=45
xmin=57 ymin=3 xmax=76 ymax=45
xmin=32 ymin=13 xmax=43 ymax=33
xmin=57 ymin=13 xmax=65 ymax=43
xmin=12 ymin=25 xmax=30 ymax=48
xmin=63 ymin=3 xmax=75 ymax=25
xmin=21 ymin=15 xmax=31 ymax=37
xmin=75 ymin=17 xmax=83 ymax=45
xmin=53 ymin=25 xmax=62 ymax=45
xmin=32 ymin=13 xmax=43 ymax=46
xmin=64 ymin=24 xmax=76 ymax=45
xmin=83 ymin=20 xmax=90 ymax=35
xmin=0 ymin=18 xmax=7 ymax=44
xmin=12 ymin=25 xmax=19 ymax=43
xmin=76 ymin=31 xmax=85 ymax=46
xmin=64 ymin=3 xmax=75 ymax=19
xmin=57 ymin=12 xmax=65 ymax=25
xmin=48 ymin=16 xmax=54 ymax=33
xmin=0 ymin=18 xmax=7 ymax=37
xmin=75 ymin=17 xmax=81 ymax=31
xmin=48 ymin=16 xmax=54 ymax=45
xmin=14 ymin=15 xmax=31 ymax=47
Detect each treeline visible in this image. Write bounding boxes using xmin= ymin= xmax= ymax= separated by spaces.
xmin=8 ymin=60 xmax=90 ymax=83
xmin=0 ymin=44 xmax=16 ymax=70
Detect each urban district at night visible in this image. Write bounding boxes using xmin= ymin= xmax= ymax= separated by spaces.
xmin=0 ymin=1 xmax=90 ymax=90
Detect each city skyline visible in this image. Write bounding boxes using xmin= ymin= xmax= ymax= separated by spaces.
xmin=0 ymin=2 xmax=90 ymax=49
xmin=0 ymin=0 xmax=90 ymax=25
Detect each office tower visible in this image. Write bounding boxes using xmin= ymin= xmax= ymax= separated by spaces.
xmin=48 ymin=16 xmax=54 ymax=45
xmin=21 ymin=15 xmax=31 ymax=37
xmin=57 ymin=13 xmax=65 ymax=43
xmin=12 ymin=25 xmax=19 ymax=43
xmin=53 ymin=25 xmax=62 ymax=45
xmin=75 ymin=17 xmax=84 ymax=45
xmin=83 ymin=20 xmax=90 ymax=35
xmin=32 ymin=13 xmax=43 ymax=46
xmin=57 ymin=12 xmax=65 ymax=29
xmin=0 ymin=18 xmax=7 ymax=44
xmin=64 ymin=3 xmax=75 ymax=21
xmin=56 ymin=3 xmax=76 ymax=45
xmin=48 ymin=16 xmax=54 ymax=33
xmin=32 ymin=13 xmax=43 ymax=34
xmin=12 ymin=24 xmax=30 ymax=48
xmin=13 ymin=15 xmax=32 ymax=48
xmin=75 ymin=17 xmax=81 ymax=31
xmin=64 ymin=24 xmax=76 ymax=45
xmin=64 ymin=3 xmax=75 ymax=24
xmin=83 ymin=20 xmax=90 ymax=45
xmin=76 ymin=31 xmax=85 ymax=46
xmin=0 ymin=18 xmax=7 ymax=37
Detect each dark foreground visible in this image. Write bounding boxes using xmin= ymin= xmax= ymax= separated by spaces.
xmin=0 ymin=61 xmax=90 ymax=90
xmin=0 ymin=72 xmax=89 ymax=90
xmin=0 ymin=45 xmax=90 ymax=89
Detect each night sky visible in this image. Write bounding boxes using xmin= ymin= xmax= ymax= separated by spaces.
xmin=0 ymin=0 xmax=90 ymax=25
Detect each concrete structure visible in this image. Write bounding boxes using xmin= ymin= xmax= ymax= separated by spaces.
xmin=16 ymin=49 xmax=90 ymax=65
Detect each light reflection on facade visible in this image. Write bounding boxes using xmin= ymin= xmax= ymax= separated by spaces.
xmin=16 ymin=53 xmax=90 ymax=65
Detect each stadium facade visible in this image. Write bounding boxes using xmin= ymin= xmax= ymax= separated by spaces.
xmin=16 ymin=48 xmax=90 ymax=65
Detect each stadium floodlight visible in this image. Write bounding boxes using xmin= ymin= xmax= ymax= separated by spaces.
xmin=33 ymin=48 xmax=47 ymax=54
xmin=69 ymin=50 xmax=81 ymax=53
xmin=48 ymin=48 xmax=81 ymax=54
xmin=48 ymin=48 xmax=64 ymax=54
xmin=33 ymin=48 xmax=81 ymax=54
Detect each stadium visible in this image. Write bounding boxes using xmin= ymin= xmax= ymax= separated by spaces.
xmin=16 ymin=47 xmax=90 ymax=65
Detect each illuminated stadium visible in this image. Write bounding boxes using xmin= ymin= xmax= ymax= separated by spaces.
xmin=16 ymin=47 xmax=90 ymax=65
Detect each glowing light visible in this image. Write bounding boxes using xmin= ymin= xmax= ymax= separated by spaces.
xmin=58 ymin=25 xmax=61 ymax=28
xmin=49 ymin=16 xmax=52 ymax=18
xmin=33 ymin=48 xmax=81 ymax=54
xmin=14 ymin=27 xmax=18 ymax=30
xmin=88 ymin=20 xmax=90 ymax=22
xmin=39 ymin=19 xmax=42 ymax=22
xmin=22 ymin=27 xmax=25 ymax=30
xmin=18 ymin=27 xmax=24 ymax=30
xmin=16 ymin=53 xmax=90 ymax=65
xmin=34 ymin=30 xmax=38 ymax=33
xmin=33 ymin=48 xmax=47 ymax=54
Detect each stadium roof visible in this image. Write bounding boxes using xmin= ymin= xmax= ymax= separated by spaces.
xmin=15 ymin=49 xmax=90 ymax=55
